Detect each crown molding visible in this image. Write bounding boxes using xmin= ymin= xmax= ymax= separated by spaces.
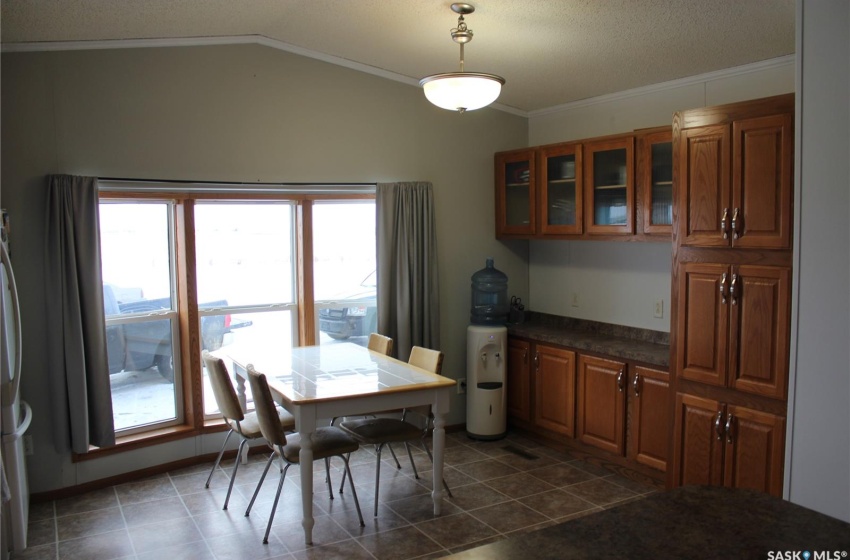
xmin=0 ymin=34 xmax=526 ymax=117
xmin=2 ymin=35 xmax=792 ymax=119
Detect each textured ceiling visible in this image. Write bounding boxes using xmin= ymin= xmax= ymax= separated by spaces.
xmin=0 ymin=0 xmax=795 ymax=113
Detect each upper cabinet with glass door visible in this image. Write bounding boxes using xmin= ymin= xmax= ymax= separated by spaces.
xmin=584 ymin=136 xmax=635 ymax=235
xmin=539 ymin=142 xmax=582 ymax=235
xmin=638 ymin=129 xmax=673 ymax=235
xmin=495 ymin=148 xmax=536 ymax=237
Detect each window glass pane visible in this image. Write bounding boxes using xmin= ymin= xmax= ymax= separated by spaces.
xmin=195 ymin=201 xmax=297 ymax=417
xmin=194 ymin=202 xmax=294 ymax=307
xmin=202 ymin=309 xmax=294 ymax=415
xmin=313 ymin=201 xmax=376 ymax=345
xmin=99 ymin=201 xmax=180 ymax=433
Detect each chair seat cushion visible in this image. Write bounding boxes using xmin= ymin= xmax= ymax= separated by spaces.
xmin=339 ymin=417 xmax=423 ymax=444
xmin=282 ymin=426 xmax=360 ymax=462
xmin=230 ymin=406 xmax=295 ymax=439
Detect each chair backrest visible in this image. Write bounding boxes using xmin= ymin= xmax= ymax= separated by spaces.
xmin=246 ymin=365 xmax=289 ymax=447
xmin=367 ymin=333 xmax=394 ymax=356
xmin=408 ymin=346 xmax=443 ymax=374
xmin=202 ymin=351 xmax=244 ymax=422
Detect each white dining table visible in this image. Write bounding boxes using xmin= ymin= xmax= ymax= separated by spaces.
xmin=221 ymin=341 xmax=456 ymax=545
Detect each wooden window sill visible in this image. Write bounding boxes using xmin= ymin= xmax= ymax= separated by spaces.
xmin=72 ymin=420 xmax=229 ymax=463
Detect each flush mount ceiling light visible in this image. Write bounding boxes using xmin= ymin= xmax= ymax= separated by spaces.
xmin=419 ymin=3 xmax=505 ymax=113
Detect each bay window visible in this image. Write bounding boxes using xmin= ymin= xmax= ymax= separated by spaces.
xmin=97 ymin=186 xmax=375 ymax=445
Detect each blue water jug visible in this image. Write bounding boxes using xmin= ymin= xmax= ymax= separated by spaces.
xmin=470 ymin=258 xmax=509 ymax=325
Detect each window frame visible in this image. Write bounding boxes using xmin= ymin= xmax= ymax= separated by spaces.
xmin=79 ymin=187 xmax=375 ymax=461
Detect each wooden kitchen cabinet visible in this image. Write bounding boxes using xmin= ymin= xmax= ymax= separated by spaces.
xmin=495 ymin=127 xmax=673 ymax=241
xmin=539 ymin=142 xmax=583 ymax=235
xmin=576 ymin=356 xmax=670 ymax=472
xmin=533 ymin=344 xmax=576 ymax=437
xmin=506 ymin=336 xmax=669 ymax=478
xmin=676 ymin=262 xmax=790 ymax=400
xmin=637 ymin=128 xmax=673 ymax=235
xmin=506 ymin=338 xmax=531 ymax=422
xmin=671 ymin=393 xmax=784 ymax=497
xmin=628 ymin=366 xmax=671 ymax=472
xmin=495 ymin=148 xmax=536 ymax=236
xmin=677 ymin=96 xmax=793 ymax=249
xmin=670 ymin=94 xmax=795 ymax=497
xmin=584 ymin=135 xmax=635 ymax=235
xmin=577 ymin=355 xmax=626 ymax=455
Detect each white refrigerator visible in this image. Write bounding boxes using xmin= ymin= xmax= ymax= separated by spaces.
xmin=1 ymin=223 xmax=31 ymax=555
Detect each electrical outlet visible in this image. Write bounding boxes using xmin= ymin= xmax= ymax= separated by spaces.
xmin=654 ymin=299 xmax=664 ymax=318
xmin=571 ymin=292 xmax=579 ymax=307
xmin=23 ymin=435 xmax=34 ymax=456
xmin=457 ymin=378 xmax=467 ymax=394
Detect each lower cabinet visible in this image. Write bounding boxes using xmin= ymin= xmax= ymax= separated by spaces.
xmin=576 ymin=356 xmax=671 ymax=472
xmin=577 ymin=355 xmax=626 ymax=454
xmin=533 ymin=344 xmax=576 ymax=437
xmin=505 ymin=337 xmax=669 ymax=474
xmin=671 ymin=392 xmax=785 ymax=497
xmin=628 ymin=366 xmax=672 ymax=472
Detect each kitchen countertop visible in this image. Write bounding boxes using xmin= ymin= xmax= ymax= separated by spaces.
xmin=444 ymin=485 xmax=850 ymax=559
xmin=507 ymin=312 xmax=671 ymax=368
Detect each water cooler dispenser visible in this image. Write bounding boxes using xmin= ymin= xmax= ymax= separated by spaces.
xmin=466 ymin=258 xmax=508 ymax=440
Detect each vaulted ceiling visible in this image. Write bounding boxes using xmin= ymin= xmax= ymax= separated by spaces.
xmin=1 ymin=0 xmax=796 ymax=113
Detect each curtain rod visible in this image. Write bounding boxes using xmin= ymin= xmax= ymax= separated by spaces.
xmin=97 ymin=177 xmax=377 ymax=195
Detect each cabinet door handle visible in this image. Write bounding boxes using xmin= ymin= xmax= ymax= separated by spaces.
xmin=719 ymin=272 xmax=728 ymax=304
xmin=715 ymin=411 xmax=724 ymax=440
xmin=720 ymin=207 xmax=730 ymax=239
xmin=731 ymin=207 xmax=741 ymax=240
xmin=729 ymin=273 xmax=739 ymax=306
xmin=534 ymin=353 xmax=539 ymax=371
xmin=617 ymin=369 xmax=625 ymax=392
xmin=632 ymin=373 xmax=640 ymax=397
xmin=725 ymin=413 xmax=734 ymax=444
xmin=523 ymin=349 xmax=528 ymax=363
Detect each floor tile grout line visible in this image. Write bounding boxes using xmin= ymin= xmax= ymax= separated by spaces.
xmin=51 ymin=500 xmax=59 ymax=560
xmin=165 ymin=470 xmax=218 ymax=559
xmin=112 ymin=485 xmax=139 ymax=559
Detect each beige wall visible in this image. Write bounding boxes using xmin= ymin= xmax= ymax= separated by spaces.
xmin=526 ymin=58 xmax=795 ymax=331
xmin=0 ymin=44 xmax=528 ymax=492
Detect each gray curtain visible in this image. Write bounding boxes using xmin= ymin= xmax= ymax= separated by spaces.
xmin=376 ymin=182 xmax=440 ymax=361
xmin=45 ymin=174 xmax=115 ymax=452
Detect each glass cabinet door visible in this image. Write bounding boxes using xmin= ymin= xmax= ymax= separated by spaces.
xmin=639 ymin=129 xmax=673 ymax=234
xmin=540 ymin=143 xmax=582 ymax=234
xmin=495 ymin=149 xmax=536 ymax=236
xmin=585 ymin=137 xmax=634 ymax=234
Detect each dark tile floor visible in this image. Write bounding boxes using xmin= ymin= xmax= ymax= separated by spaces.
xmin=16 ymin=431 xmax=658 ymax=560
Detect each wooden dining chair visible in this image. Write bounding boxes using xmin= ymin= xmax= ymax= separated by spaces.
xmin=339 ymin=346 xmax=452 ymax=515
xmin=201 ymin=351 xmax=295 ymax=510
xmin=244 ymin=365 xmax=365 ymax=543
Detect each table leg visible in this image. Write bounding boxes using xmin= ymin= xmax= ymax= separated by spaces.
xmin=431 ymin=405 xmax=447 ymax=516
xmin=299 ymin=420 xmax=316 ymax=545
xmin=233 ymin=367 xmax=249 ymax=464
xmin=233 ymin=366 xmax=248 ymax=412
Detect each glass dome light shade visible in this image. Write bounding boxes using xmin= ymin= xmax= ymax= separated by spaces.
xmin=419 ymin=72 xmax=505 ymax=112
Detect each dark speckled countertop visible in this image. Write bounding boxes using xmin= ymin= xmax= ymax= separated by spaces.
xmin=444 ymin=486 xmax=850 ymax=559
xmin=508 ymin=312 xmax=671 ymax=368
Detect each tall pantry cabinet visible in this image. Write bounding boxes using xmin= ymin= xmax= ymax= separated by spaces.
xmin=669 ymin=94 xmax=794 ymax=497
